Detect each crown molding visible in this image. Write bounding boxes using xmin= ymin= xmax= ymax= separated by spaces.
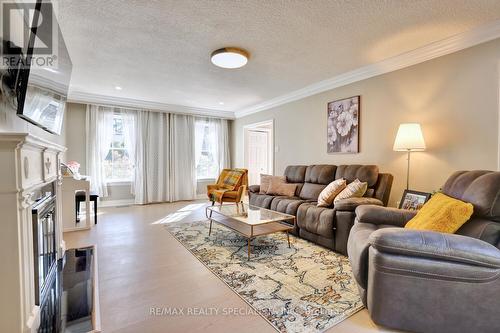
xmin=67 ymin=91 xmax=235 ymax=119
xmin=235 ymin=19 xmax=500 ymax=118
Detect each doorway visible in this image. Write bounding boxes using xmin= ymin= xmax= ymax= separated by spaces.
xmin=244 ymin=120 xmax=274 ymax=185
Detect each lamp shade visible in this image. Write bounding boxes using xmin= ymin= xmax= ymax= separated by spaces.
xmin=393 ymin=123 xmax=426 ymax=151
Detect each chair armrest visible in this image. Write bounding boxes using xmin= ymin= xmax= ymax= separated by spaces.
xmin=355 ymin=205 xmax=417 ymax=227
xmin=369 ymin=228 xmax=500 ymax=268
xmin=207 ymin=184 xmax=220 ymax=191
xmin=248 ymin=185 xmax=260 ymax=193
xmin=334 ymin=197 xmax=383 ymax=211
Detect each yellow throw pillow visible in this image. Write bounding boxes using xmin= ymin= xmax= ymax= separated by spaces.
xmin=317 ymin=179 xmax=347 ymax=207
xmin=405 ymin=193 xmax=473 ymax=233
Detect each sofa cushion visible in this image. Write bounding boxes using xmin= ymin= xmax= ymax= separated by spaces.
xmin=334 ymin=197 xmax=383 ymax=211
xmin=270 ymin=196 xmax=309 ymax=216
xmin=249 ymin=192 xmax=275 ymax=209
xmin=297 ymin=203 xmax=335 ymax=240
xmin=284 ymin=165 xmax=307 ymax=183
xmin=456 ymin=217 xmax=500 ymax=248
xmin=442 ymin=170 xmax=500 ymax=221
xmin=336 ymin=165 xmax=379 ymax=187
xmin=267 ymin=180 xmax=297 ymax=197
xmin=299 ymin=165 xmax=337 ymax=200
xmin=304 ymin=165 xmax=337 ymax=184
xmin=300 ymin=183 xmax=328 ymax=201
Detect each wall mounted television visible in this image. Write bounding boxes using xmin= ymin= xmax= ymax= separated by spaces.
xmin=14 ymin=0 xmax=72 ymax=135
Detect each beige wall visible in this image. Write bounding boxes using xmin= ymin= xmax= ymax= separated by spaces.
xmin=232 ymin=38 xmax=500 ymax=207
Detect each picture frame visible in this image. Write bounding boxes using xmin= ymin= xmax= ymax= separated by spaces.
xmin=399 ymin=190 xmax=432 ymax=211
xmin=327 ymin=95 xmax=360 ymax=153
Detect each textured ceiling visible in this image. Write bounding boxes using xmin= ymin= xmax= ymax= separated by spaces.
xmin=54 ymin=0 xmax=500 ymax=113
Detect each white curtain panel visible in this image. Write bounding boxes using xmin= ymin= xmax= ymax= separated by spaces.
xmin=218 ymin=119 xmax=231 ymax=171
xmin=170 ymin=114 xmax=197 ymax=201
xmin=134 ymin=110 xmax=171 ymax=204
xmin=194 ymin=117 xmax=231 ymax=177
xmin=86 ymin=105 xmax=114 ymax=197
xmin=118 ymin=108 xmax=137 ymax=193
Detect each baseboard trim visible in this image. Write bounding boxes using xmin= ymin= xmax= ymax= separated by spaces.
xmin=98 ymin=199 xmax=135 ymax=207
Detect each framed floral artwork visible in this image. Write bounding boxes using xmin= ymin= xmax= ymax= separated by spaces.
xmin=327 ymin=96 xmax=360 ymax=153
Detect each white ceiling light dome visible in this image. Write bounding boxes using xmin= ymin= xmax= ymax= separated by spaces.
xmin=211 ymin=47 xmax=249 ymax=69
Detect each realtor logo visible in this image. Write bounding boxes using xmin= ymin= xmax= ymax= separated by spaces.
xmin=1 ymin=0 xmax=58 ymax=68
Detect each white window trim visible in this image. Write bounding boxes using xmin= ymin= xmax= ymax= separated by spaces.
xmin=106 ymin=180 xmax=132 ymax=186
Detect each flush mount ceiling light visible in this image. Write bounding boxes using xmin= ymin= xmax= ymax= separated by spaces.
xmin=211 ymin=47 xmax=249 ymax=69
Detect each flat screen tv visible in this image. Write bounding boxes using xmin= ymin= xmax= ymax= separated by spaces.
xmin=15 ymin=0 xmax=72 ymax=135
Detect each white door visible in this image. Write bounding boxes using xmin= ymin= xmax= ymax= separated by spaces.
xmin=247 ymin=130 xmax=270 ymax=185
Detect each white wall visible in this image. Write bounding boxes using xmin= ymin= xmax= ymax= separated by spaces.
xmin=232 ymin=38 xmax=500 ymax=207
xmin=0 ymin=99 xmax=66 ymax=147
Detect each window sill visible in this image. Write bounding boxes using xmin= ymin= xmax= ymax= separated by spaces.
xmin=106 ymin=180 xmax=132 ymax=186
xmin=197 ymin=178 xmax=216 ymax=182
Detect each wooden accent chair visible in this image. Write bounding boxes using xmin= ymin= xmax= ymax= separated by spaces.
xmin=207 ymin=168 xmax=248 ymax=205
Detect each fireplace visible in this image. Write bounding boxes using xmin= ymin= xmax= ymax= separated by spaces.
xmin=0 ymin=133 xmax=66 ymax=331
xmin=32 ymin=184 xmax=58 ymax=306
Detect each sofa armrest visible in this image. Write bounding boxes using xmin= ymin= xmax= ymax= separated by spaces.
xmin=369 ymin=228 xmax=500 ymax=268
xmin=248 ymin=185 xmax=260 ymax=193
xmin=334 ymin=197 xmax=383 ymax=211
xmin=355 ymin=205 xmax=417 ymax=227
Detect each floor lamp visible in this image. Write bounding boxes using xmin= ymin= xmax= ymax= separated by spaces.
xmin=393 ymin=123 xmax=426 ymax=189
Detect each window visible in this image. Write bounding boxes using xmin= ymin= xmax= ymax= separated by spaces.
xmin=195 ymin=119 xmax=219 ymax=180
xmin=103 ymin=114 xmax=133 ymax=181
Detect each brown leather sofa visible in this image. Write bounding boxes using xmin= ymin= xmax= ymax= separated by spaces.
xmin=347 ymin=170 xmax=500 ymax=333
xmin=248 ymin=164 xmax=394 ymax=255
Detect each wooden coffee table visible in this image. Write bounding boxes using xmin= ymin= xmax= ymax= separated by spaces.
xmin=205 ymin=203 xmax=296 ymax=259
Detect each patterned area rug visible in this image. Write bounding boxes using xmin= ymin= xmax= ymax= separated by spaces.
xmin=164 ymin=220 xmax=363 ymax=333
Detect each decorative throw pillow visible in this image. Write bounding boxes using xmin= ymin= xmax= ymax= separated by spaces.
xmin=266 ymin=180 xmax=297 ymax=197
xmin=334 ymin=179 xmax=368 ymax=203
xmin=405 ymin=193 xmax=473 ymax=233
xmin=260 ymin=174 xmax=285 ymax=194
xmin=317 ymin=179 xmax=347 ymax=207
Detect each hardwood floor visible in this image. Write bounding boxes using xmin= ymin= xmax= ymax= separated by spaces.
xmin=64 ymin=201 xmax=397 ymax=333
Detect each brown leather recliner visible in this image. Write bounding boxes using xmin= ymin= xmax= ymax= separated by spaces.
xmin=347 ymin=170 xmax=500 ymax=333
xmin=248 ymin=164 xmax=394 ymax=255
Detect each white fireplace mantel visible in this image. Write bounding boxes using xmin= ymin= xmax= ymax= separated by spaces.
xmin=0 ymin=132 xmax=66 ymax=333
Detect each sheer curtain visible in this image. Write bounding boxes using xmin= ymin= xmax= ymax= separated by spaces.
xmin=134 ymin=110 xmax=171 ymax=204
xmin=195 ymin=117 xmax=231 ymax=178
xmin=170 ymin=114 xmax=197 ymax=201
xmin=118 ymin=108 xmax=137 ymax=192
xmin=86 ymin=105 xmax=114 ymax=197
xmin=217 ymin=119 xmax=231 ymax=171
xmin=86 ymin=105 xmax=225 ymax=204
